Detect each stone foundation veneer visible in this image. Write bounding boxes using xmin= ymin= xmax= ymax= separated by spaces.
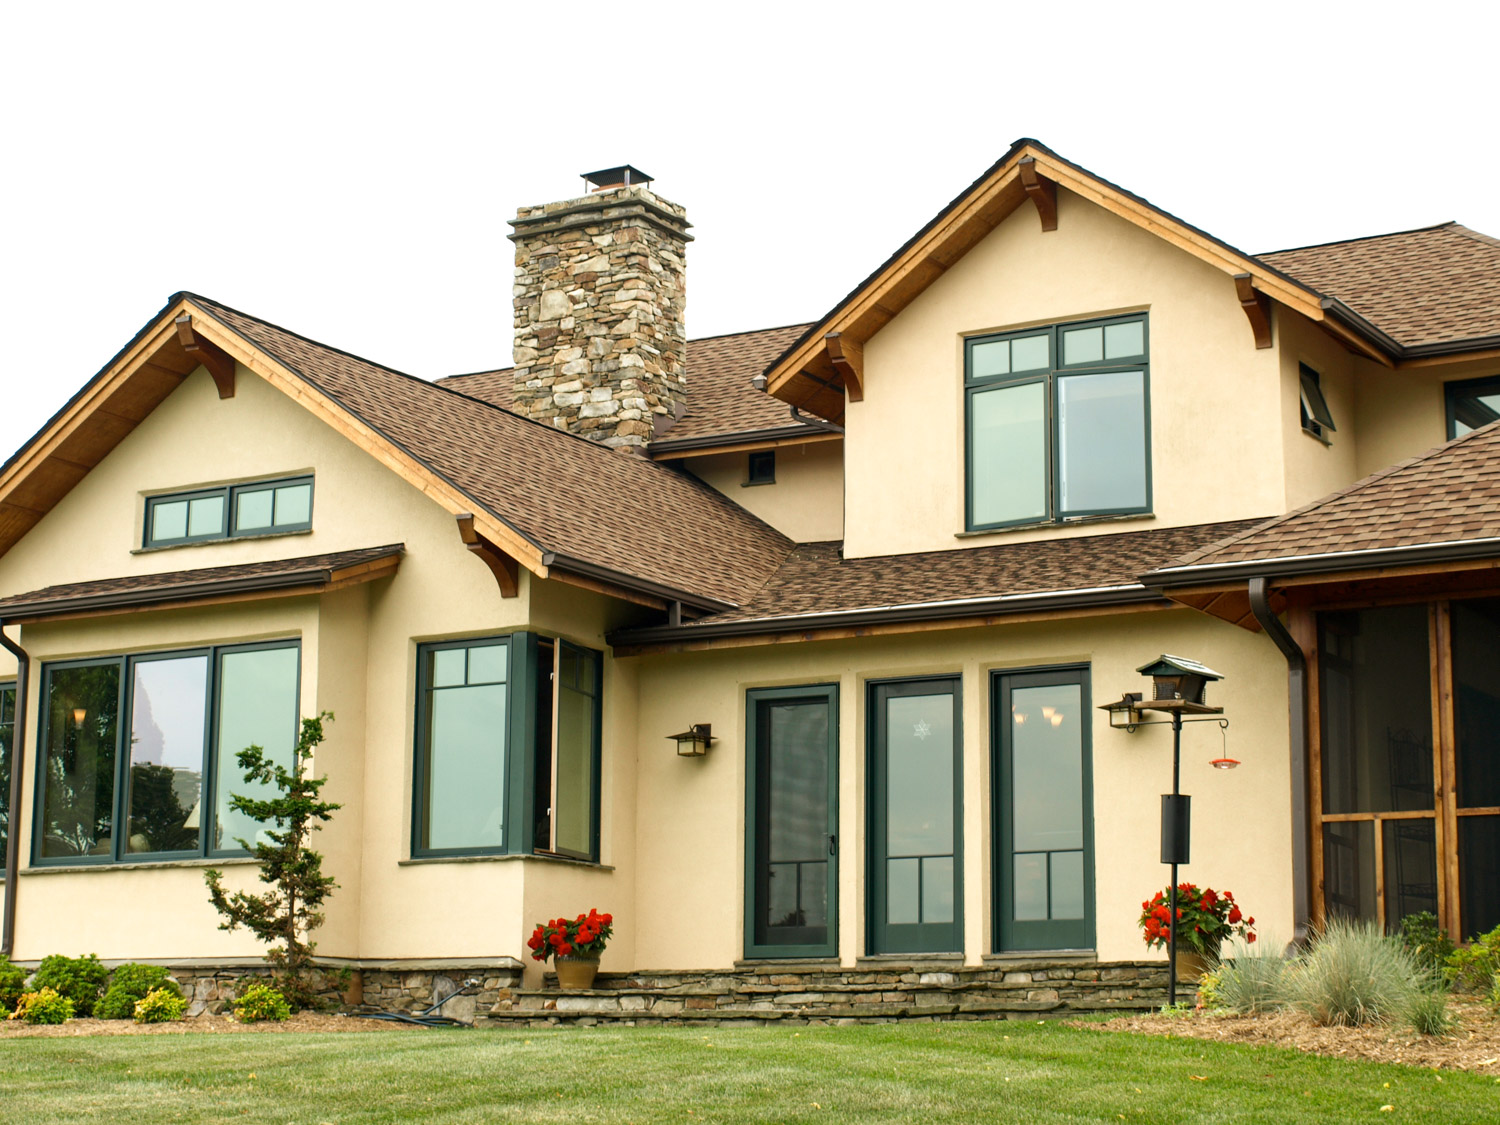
xmin=508 ymin=183 xmax=692 ymax=448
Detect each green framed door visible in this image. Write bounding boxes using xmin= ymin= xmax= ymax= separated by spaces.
xmin=993 ymin=667 xmax=1095 ymax=951
xmin=868 ymin=677 xmax=962 ymax=954
xmin=745 ymin=685 xmax=838 ymax=959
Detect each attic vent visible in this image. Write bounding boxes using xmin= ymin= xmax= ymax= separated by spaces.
xmin=581 ymin=165 xmax=653 ymax=192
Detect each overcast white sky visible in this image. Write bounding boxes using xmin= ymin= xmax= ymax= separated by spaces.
xmin=2 ymin=1 xmax=1496 ymax=456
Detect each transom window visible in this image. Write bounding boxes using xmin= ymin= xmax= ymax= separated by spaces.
xmin=145 ymin=476 xmax=313 ymax=548
xmin=964 ymin=314 xmax=1150 ymax=531
xmin=34 ymin=642 xmax=300 ymax=864
xmin=1446 ymin=375 xmax=1500 ymax=440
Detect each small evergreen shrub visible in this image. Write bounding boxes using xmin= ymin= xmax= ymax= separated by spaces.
xmin=133 ymin=987 xmax=188 ymax=1023
xmin=31 ymin=954 xmax=108 ymax=1017
xmin=0 ymin=955 xmax=29 ymax=1013
xmin=1210 ymin=938 xmax=1289 ymax=1014
xmin=97 ymin=963 xmax=182 ymax=1020
xmin=1445 ymin=923 xmax=1500 ymax=996
xmin=233 ymin=982 xmax=291 ymax=1023
xmin=1289 ymin=919 xmax=1418 ymax=1027
xmin=11 ymin=987 xmax=74 ymax=1024
xmin=1399 ymin=912 xmax=1455 ymax=979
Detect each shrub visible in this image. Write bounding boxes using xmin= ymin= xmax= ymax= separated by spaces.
xmin=11 ymin=987 xmax=74 ymax=1024
xmin=1406 ymin=987 xmax=1453 ymax=1036
xmin=1209 ymin=938 xmax=1289 ymax=1014
xmin=0 ymin=955 xmax=29 ymax=1013
xmin=233 ymin=982 xmax=291 ymax=1023
xmin=97 ymin=964 xmax=182 ymax=1020
xmin=1445 ymin=923 xmax=1500 ymax=996
xmin=133 ymin=987 xmax=188 ymax=1023
xmin=1399 ymin=912 xmax=1455 ymax=979
xmin=1289 ymin=918 xmax=1418 ymax=1027
xmin=31 ymin=954 xmax=109 ymax=1017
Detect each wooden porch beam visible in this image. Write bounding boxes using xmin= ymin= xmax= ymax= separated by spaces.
xmin=1018 ymin=156 xmax=1058 ymax=232
xmin=823 ymin=333 xmax=864 ymax=402
xmin=174 ymin=315 xmax=237 ymax=398
xmin=1234 ymin=274 xmax=1273 ymax=349
xmin=456 ymin=512 xmax=519 ymax=598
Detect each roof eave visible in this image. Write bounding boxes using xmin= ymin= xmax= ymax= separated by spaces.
xmin=1143 ymin=535 xmax=1500 ymax=589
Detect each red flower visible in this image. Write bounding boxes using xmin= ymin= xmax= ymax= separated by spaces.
xmin=601 ymin=913 xmax=613 ymax=925
xmin=557 ymin=941 xmax=573 ymax=957
xmin=1247 ymin=917 xmax=1255 ymax=926
xmin=1246 ymin=932 xmax=1257 ymax=943
xmin=1227 ymin=906 xmax=1242 ymax=924
xmin=527 ymin=934 xmax=543 ymax=950
xmin=577 ymin=927 xmax=596 ymax=944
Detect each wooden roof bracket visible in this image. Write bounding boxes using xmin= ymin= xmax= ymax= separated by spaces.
xmin=1018 ymin=156 xmax=1058 ymax=232
xmin=1234 ymin=274 xmax=1273 ymax=349
xmin=823 ymin=332 xmax=864 ymax=402
xmin=455 ymin=512 xmax=519 ymax=597
xmin=173 ymin=315 xmax=237 ymax=398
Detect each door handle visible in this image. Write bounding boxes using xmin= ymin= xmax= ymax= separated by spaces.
xmin=828 ymin=834 xmax=837 ymax=856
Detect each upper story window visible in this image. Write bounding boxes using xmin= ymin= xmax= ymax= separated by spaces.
xmin=34 ymin=642 xmax=300 ymax=865
xmin=1447 ymin=375 xmax=1500 ymax=439
xmin=145 ymin=476 xmax=313 ymax=548
xmin=746 ymin=450 xmax=776 ymax=486
xmin=965 ymin=314 xmax=1150 ymax=531
xmin=1299 ymin=364 xmax=1336 ymax=445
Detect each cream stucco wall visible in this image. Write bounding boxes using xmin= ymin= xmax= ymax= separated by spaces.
xmin=682 ymin=440 xmax=844 ymax=542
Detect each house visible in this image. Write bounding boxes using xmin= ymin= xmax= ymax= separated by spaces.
xmin=0 ymin=143 xmax=1495 ymax=1018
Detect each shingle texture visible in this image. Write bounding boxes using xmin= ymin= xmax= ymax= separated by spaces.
xmin=0 ymin=545 xmax=404 ymax=618
xmin=190 ymin=296 xmax=793 ymax=606
xmin=1259 ymin=223 xmax=1500 ymax=349
xmin=1158 ymin=421 xmax=1500 ymax=571
xmin=669 ymin=519 xmax=1266 ymax=628
xmin=439 ymin=323 xmax=816 ymax=444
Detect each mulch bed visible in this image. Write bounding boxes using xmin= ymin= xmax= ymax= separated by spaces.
xmin=1084 ymin=1000 xmax=1500 ymax=1071
xmin=0 ymin=1011 xmax=420 ymax=1038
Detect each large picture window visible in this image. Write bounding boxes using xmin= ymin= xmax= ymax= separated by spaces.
xmin=34 ymin=642 xmax=299 ymax=865
xmin=965 ymin=314 xmax=1150 ymax=530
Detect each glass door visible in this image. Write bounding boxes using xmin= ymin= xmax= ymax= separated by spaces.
xmin=868 ymin=678 xmax=962 ymax=954
xmin=745 ymin=685 xmax=838 ymax=958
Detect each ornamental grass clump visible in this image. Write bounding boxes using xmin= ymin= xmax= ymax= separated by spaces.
xmin=527 ymin=909 xmax=614 ymax=963
xmin=1289 ymin=918 xmax=1419 ymax=1027
xmin=11 ymin=988 xmax=74 ymax=1024
xmin=1206 ymin=938 xmax=1289 ymax=1014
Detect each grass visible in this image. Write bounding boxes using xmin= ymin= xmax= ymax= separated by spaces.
xmin=2 ymin=1022 xmax=1498 ymax=1124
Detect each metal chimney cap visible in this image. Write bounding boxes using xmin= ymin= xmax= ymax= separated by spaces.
xmin=581 ymin=165 xmax=654 ymax=191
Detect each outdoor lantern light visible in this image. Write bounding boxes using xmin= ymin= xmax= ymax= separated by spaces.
xmin=71 ymin=707 xmax=87 ymax=729
xmin=669 ymin=723 xmax=713 ymax=757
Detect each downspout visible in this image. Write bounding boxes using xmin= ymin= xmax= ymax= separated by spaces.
xmin=0 ymin=621 xmax=28 ymax=958
xmin=1247 ymin=577 xmax=1310 ymax=946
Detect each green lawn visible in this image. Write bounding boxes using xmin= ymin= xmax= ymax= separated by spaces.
xmin=1 ymin=1021 xmax=1495 ymax=1124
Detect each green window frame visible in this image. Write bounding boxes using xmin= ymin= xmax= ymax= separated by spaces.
xmin=144 ymin=475 xmax=314 ymax=548
xmin=1446 ymin=374 xmax=1500 ymax=440
xmin=31 ymin=641 xmax=301 ymax=866
xmin=964 ymin=314 xmax=1151 ymax=531
xmin=411 ymin=633 xmax=603 ymax=862
xmin=0 ymin=682 xmax=14 ymax=869
xmin=1299 ymin=364 xmax=1336 ymax=445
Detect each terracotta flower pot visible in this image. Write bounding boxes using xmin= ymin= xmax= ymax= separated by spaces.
xmin=554 ymin=956 xmax=600 ymax=991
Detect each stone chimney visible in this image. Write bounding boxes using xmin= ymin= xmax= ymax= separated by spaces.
xmin=509 ymin=166 xmax=692 ymax=449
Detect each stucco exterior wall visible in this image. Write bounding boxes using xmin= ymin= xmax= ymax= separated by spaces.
xmin=1352 ymin=354 xmax=1495 ymax=481
xmin=682 ymin=441 xmax=844 ymax=543
xmin=1277 ymin=309 xmax=1359 ymax=510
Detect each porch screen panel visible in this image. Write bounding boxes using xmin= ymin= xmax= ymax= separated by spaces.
xmin=126 ymin=655 xmax=207 ymax=855
xmin=1458 ymin=817 xmax=1500 ymax=937
xmin=1453 ymin=598 xmax=1500 ymax=936
xmin=0 ymin=686 xmax=12 ymax=867
xmin=39 ymin=662 xmax=121 ymax=860
xmin=214 ymin=647 xmax=299 ymax=853
xmin=1322 ymin=821 xmax=1377 ymax=922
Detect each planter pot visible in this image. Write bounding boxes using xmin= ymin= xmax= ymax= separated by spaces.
xmin=1174 ymin=949 xmax=1214 ymax=980
xmin=554 ymin=956 xmax=600 ymax=991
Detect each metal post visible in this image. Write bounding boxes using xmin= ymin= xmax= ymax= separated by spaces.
xmin=1167 ymin=709 xmax=1182 ymax=1007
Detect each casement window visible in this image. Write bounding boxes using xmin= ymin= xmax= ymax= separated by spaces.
xmin=0 ymin=683 xmax=13 ymax=868
xmin=145 ymin=475 xmax=313 ymax=548
xmin=745 ymin=451 xmax=776 ymax=486
xmin=33 ymin=643 xmax=300 ymax=865
xmin=1299 ymin=364 xmax=1336 ymax=445
xmin=1446 ymin=375 xmax=1500 ymax=439
xmin=412 ymin=633 xmax=602 ymax=862
xmin=965 ymin=314 xmax=1150 ymax=531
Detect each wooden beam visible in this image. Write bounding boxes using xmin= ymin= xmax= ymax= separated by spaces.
xmin=823 ymin=333 xmax=864 ymax=403
xmin=1018 ymin=156 xmax=1057 ymax=232
xmin=174 ymin=315 xmax=236 ymax=398
xmin=1234 ymin=274 xmax=1273 ymax=349
xmin=455 ymin=512 xmax=519 ymax=598
xmin=548 ymin=567 xmax=669 ymax=611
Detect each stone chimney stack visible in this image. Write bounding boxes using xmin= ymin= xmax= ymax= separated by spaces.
xmin=508 ymin=166 xmax=692 ymax=449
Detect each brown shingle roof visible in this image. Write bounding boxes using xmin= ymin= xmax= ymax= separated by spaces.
xmin=614 ymin=519 xmax=1266 ymax=643
xmin=0 ymin=545 xmax=404 ymax=621
xmin=188 ymin=296 xmax=793 ymax=608
xmin=438 ymin=323 xmax=820 ymax=446
xmin=1149 ymin=421 xmax=1500 ymax=578
xmin=1259 ymin=223 xmax=1500 ymax=350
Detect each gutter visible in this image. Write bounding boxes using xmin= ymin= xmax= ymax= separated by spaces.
xmin=0 ymin=622 xmax=28 ymax=957
xmin=647 ymin=423 xmax=839 ymax=457
xmin=1142 ymin=534 xmax=1500 ymax=589
xmin=1320 ymin=297 xmax=1500 ymax=361
xmin=1247 ymin=578 xmax=1311 ymax=947
xmin=540 ymin=552 xmax=738 ymax=615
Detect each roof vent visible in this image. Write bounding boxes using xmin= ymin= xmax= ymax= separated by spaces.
xmin=581 ymin=165 xmax=653 ymax=192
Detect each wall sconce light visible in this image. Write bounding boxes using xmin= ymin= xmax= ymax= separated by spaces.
xmin=668 ymin=723 xmax=713 ymax=757
xmin=71 ymin=707 xmax=87 ymax=730
xmin=1098 ymin=691 xmax=1144 ymax=730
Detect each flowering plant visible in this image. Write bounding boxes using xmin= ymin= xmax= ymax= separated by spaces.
xmin=527 ymin=908 xmax=614 ymax=963
xmin=1139 ymin=883 xmax=1255 ymax=956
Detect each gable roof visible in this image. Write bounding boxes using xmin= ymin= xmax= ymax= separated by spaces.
xmin=0 ymin=294 xmax=793 ymax=612
xmin=1144 ymin=421 xmax=1500 ymax=586
xmin=1258 ymin=223 xmax=1500 ymax=353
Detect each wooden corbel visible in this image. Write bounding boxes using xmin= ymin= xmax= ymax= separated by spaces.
xmin=1234 ymin=274 xmax=1273 ymax=349
xmin=174 ymin=315 xmax=237 ymax=398
xmin=455 ymin=512 xmax=519 ymax=598
xmin=1018 ymin=156 xmax=1058 ymax=232
xmin=823 ymin=332 xmax=864 ymax=403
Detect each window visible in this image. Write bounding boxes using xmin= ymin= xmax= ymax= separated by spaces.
xmin=1299 ymin=364 xmax=1336 ymax=445
xmin=145 ymin=476 xmax=313 ymax=548
xmin=413 ymin=633 xmax=602 ymax=862
xmin=1446 ymin=375 xmax=1500 ymax=440
xmin=965 ymin=314 xmax=1150 ymax=530
xmin=746 ymin=451 xmax=776 ymax=486
xmin=0 ymin=683 xmax=13 ymax=868
xmin=33 ymin=643 xmax=299 ymax=864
